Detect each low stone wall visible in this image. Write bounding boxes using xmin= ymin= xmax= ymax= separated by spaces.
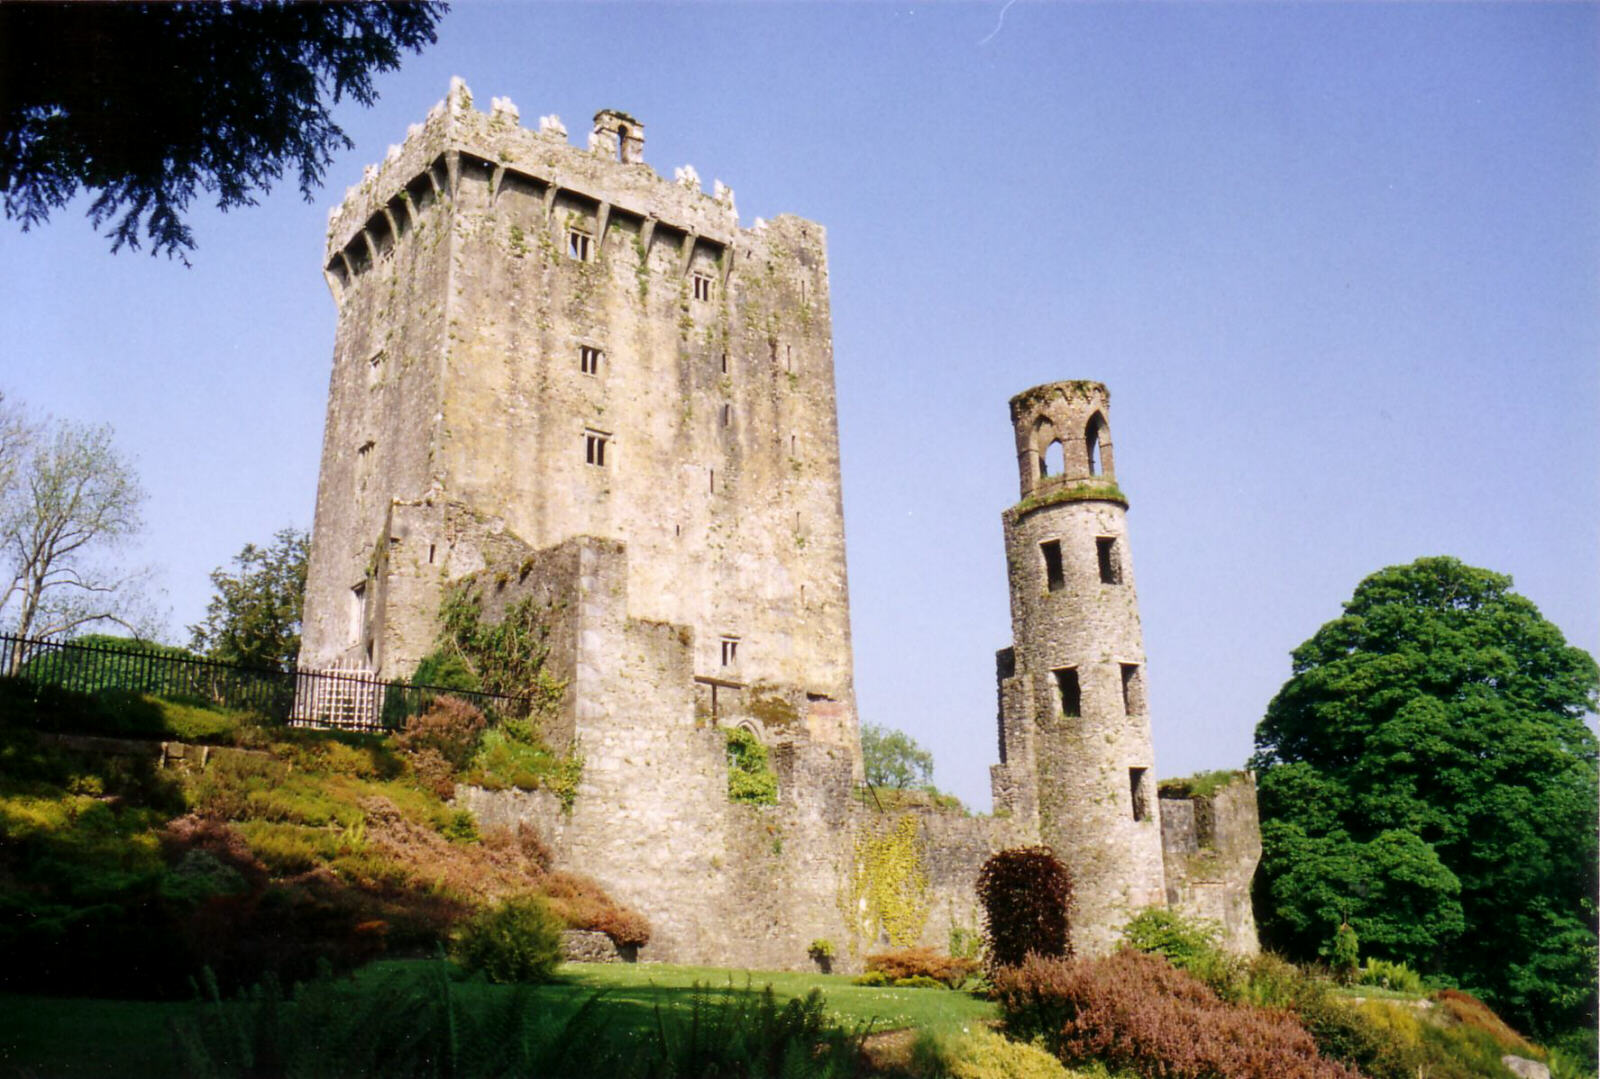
xmin=561 ymin=929 xmax=636 ymax=964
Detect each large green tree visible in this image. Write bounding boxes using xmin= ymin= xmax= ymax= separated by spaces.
xmin=1 ymin=2 xmax=444 ymax=260
xmin=190 ymin=528 xmax=309 ymax=671
xmin=1251 ymin=556 xmax=1598 ymax=1036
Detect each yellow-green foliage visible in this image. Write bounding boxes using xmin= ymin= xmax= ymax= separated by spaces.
xmin=840 ymin=813 xmax=930 ymax=955
xmin=726 ymin=727 xmax=778 ymax=805
xmin=466 ymin=721 xmax=583 ymax=810
xmin=139 ymin=697 xmax=242 ymax=742
xmin=947 ymin=1028 xmax=1110 ymax=1079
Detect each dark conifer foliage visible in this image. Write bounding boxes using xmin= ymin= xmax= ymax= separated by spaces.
xmin=0 ymin=2 xmax=445 ymax=259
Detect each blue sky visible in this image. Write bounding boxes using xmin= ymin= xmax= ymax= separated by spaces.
xmin=3 ymin=3 xmax=1595 ymax=809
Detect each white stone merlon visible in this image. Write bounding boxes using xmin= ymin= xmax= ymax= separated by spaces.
xmin=674 ymin=164 xmax=701 ymax=191
xmin=539 ymin=114 xmax=567 ymax=138
xmin=490 ymin=96 xmax=520 ymax=125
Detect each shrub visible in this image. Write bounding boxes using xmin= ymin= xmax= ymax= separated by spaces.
xmin=947 ymin=1028 xmax=1077 ymax=1079
xmin=727 ymin=726 xmax=778 ymax=805
xmin=395 ymin=697 xmax=485 ymax=770
xmin=852 ymin=971 xmax=889 ymax=987
xmin=1120 ymin=907 xmax=1222 ymax=969
xmin=977 ymin=846 xmax=1072 ymax=970
xmin=451 ymin=895 xmax=564 ymax=983
xmin=538 ymin=871 xmax=651 ymax=948
xmin=893 ymin=975 xmax=946 ymax=990
xmin=865 ymin=946 xmax=979 ymax=988
xmin=1358 ymin=958 xmax=1425 ymax=995
xmin=1329 ymin=922 xmax=1360 ymax=985
xmin=808 ymin=938 xmax=836 ymax=960
xmin=405 ymin=746 xmax=457 ymax=799
xmin=994 ymin=950 xmax=1362 ymax=1079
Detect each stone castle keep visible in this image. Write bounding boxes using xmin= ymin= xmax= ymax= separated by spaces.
xmin=300 ymin=79 xmax=1261 ymax=965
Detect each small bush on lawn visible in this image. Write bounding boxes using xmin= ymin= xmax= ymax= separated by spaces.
xmin=994 ymin=950 xmax=1361 ymax=1079
xmin=865 ymin=946 xmax=979 ymax=988
xmin=977 ymin=846 xmax=1072 ymax=970
xmin=451 ymin=895 xmax=564 ymax=983
xmin=946 ymin=1028 xmax=1079 ymax=1079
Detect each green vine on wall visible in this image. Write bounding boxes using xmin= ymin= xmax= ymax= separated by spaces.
xmin=434 ymin=580 xmax=565 ymax=713
xmin=839 ymin=813 xmax=931 ymax=956
xmin=726 ymin=727 xmax=778 ymax=806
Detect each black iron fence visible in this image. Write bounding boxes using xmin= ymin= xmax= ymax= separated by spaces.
xmin=0 ymin=633 xmax=526 ymax=733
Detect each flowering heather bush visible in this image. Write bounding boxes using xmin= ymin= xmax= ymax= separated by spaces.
xmin=864 ymin=946 xmax=980 ymax=988
xmin=994 ymin=950 xmax=1362 ymax=1079
xmin=540 ymin=870 xmax=652 ymax=948
xmin=977 ymin=846 xmax=1073 ymax=970
xmin=395 ymin=696 xmax=486 ymax=770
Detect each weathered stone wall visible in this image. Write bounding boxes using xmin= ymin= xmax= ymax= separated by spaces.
xmin=993 ymin=382 xmax=1167 ymax=956
xmin=302 ymin=79 xmax=858 ymax=766
xmin=1160 ymin=774 xmax=1263 ymax=954
xmin=298 ymin=86 xmax=1265 ymax=971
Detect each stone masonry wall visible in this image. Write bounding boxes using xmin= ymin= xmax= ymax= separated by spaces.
xmin=301 ymin=79 xmax=859 ymax=768
xmin=1160 ymin=773 xmax=1262 ymax=954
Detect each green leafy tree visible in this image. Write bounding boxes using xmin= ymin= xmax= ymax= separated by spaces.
xmin=0 ymin=2 xmax=444 ymax=260
xmin=861 ymin=722 xmax=935 ymax=789
xmin=190 ymin=528 xmax=309 ymax=670
xmin=1251 ymin=556 xmax=1598 ymax=1036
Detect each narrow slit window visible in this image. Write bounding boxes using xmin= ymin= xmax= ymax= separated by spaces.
xmin=1096 ymin=537 xmax=1122 ymax=584
xmin=1130 ymin=767 xmax=1149 ymax=822
xmin=1120 ymin=663 xmax=1143 ymax=716
xmin=428 ymin=544 xmax=436 ymax=564
xmin=349 ymin=583 xmax=366 ymax=643
xmin=579 ymin=345 xmax=603 ymax=375
xmin=1053 ymin=667 xmax=1080 ymax=717
xmin=721 ymin=403 xmax=731 ymax=427
xmin=692 ymin=272 xmax=714 ymax=301
xmin=720 ymin=637 xmax=739 ymax=666
xmin=584 ymin=431 xmax=609 ymax=466
xmin=785 ymin=344 xmax=793 ymax=373
xmin=721 ymin=352 xmax=729 ymax=374
xmin=567 ymin=229 xmax=593 ymax=261
xmin=1041 ymin=540 xmax=1065 ymax=593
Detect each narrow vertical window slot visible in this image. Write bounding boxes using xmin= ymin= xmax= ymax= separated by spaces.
xmin=1041 ymin=540 xmax=1064 ymax=593
xmin=1120 ymin=663 xmax=1143 ymax=716
xmin=1130 ymin=767 xmax=1149 ymax=822
xmin=1053 ymin=667 xmax=1080 ymax=717
xmin=1096 ymin=537 xmax=1122 ymax=584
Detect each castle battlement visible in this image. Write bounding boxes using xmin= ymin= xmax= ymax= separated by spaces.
xmin=299 ymin=87 xmax=1259 ymax=970
xmin=322 ymin=77 xmax=787 ymax=304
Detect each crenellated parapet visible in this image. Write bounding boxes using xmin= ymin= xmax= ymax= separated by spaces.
xmin=322 ymin=76 xmax=760 ymax=303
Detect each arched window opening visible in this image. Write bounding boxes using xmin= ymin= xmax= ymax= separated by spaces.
xmin=1042 ymin=440 xmax=1064 ymax=477
xmin=1085 ymin=413 xmax=1107 ymax=476
xmin=616 ymin=125 xmax=629 ymax=162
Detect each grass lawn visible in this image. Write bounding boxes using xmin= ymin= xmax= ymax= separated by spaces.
xmin=0 ymin=960 xmax=996 ymax=1078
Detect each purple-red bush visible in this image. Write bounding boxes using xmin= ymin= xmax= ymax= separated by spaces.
xmin=395 ymin=697 xmax=486 ymax=770
xmin=994 ymin=950 xmax=1362 ymax=1079
xmin=976 ymin=846 xmax=1073 ymax=970
xmin=865 ymin=947 xmax=980 ymax=988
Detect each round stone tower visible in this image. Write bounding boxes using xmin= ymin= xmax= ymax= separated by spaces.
xmin=993 ymin=380 xmax=1167 ymax=954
